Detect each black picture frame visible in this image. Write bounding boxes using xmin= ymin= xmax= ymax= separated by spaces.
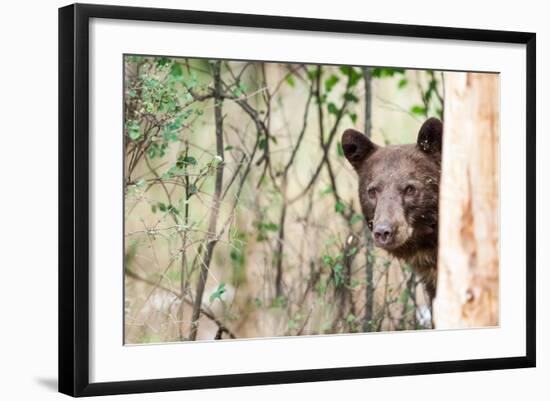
xmin=58 ymin=3 xmax=536 ymax=397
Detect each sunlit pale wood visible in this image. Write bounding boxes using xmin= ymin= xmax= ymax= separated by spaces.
xmin=434 ymin=73 xmax=499 ymax=329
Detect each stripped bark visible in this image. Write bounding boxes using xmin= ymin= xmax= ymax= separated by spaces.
xmin=434 ymin=72 xmax=499 ymax=328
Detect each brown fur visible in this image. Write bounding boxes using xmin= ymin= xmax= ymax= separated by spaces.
xmin=342 ymin=118 xmax=443 ymax=300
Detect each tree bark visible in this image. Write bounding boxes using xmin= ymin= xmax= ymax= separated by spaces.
xmin=362 ymin=67 xmax=375 ymax=332
xmin=434 ymin=73 xmax=499 ymax=329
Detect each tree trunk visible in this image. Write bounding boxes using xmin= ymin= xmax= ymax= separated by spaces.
xmin=188 ymin=61 xmax=225 ymax=340
xmin=362 ymin=67 xmax=375 ymax=332
xmin=434 ymin=73 xmax=499 ymax=329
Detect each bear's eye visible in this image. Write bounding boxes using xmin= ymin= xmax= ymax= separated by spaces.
xmin=404 ymin=185 xmax=416 ymax=196
xmin=367 ymin=187 xmax=377 ymax=199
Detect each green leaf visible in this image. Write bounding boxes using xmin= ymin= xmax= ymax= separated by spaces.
xmin=224 ymin=145 xmax=234 ymax=151
xmin=147 ymin=143 xmax=165 ymax=159
xmin=315 ymin=280 xmax=328 ymax=295
xmin=155 ymin=57 xmax=170 ymax=67
xmin=258 ymin=138 xmax=267 ymax=150
xmin=307 ymin=68 xmax=320 ymax=80
xmin=336 ymin=141 xmax=344 ymax=157
xmin=339 ymin=66 xmax=352 ymax=76
xmin=339 ymin=66 xmax=362 ymax=87
xmin=399 ymin=287 xmax=410 ymax=304
xmin=347 ymin=112 xmax=357 ymax=124
xmin=322 ymin=255 xmax=334 ymax=266
xmin=327 ymin=102 xmax=339 ymax=115
xmin=127 ymin=120 xmax=141 ymax=140
xmin=167 ymin=204 xmax=179 ymax=215
xmin=333 ymin=263 xmax=344 ymax=287
xmin=151 ymin=204 xmax=157 ymax=213
xmin=233 ymin=82 xmax=248 ymax=97
xmin=425 ymin=89 xmax=433 ymax=103
xmin=170 ymin=62 xmax=183 ymax=79
xmin=324 ymin=75 xmax=340 ymax=92
xmin=209 ymin=283 xmax=226 ymax=303
xmin=186 ymin=72 xmax=199 ymax=89
xmin=158 ymin=202 xmax=167 ymax=212
xmin=335 ymin=201 xmax=346 ymax=214
xmin=372 ymin=67 xmax=405 ymax=78
xmin=176 ymin=155 xmax=197 ymax=169
xmin=410 ymin=105 xmax=427 ymax=115
xmin=147 ymin=144 xmax=157 ymax=158
xmin=128 ymin=130 xmax=141 ymax=140
xmin=263 ymin=222 xmax=279 ymax=232
xmin=166 ymin=114 xmax=185 ymax=131
xmin=230 ymin=248 xmax=242 ymax=262
xmin=398 ymin=78 xmax=408 ymax=88
xmin=349 ymin=214 xmax=364 ymax=225
xmin=344 ymin=93 xmax=359 ymax=102
xmin=182 ymin=156 xmax=197 ymax=166
xmin=163 ymin=128 xmax=178 ymax=142
xmin=285 ymin=74 xmax=296 ymax=87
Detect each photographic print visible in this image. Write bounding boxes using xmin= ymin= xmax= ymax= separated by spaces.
xmin=123 ymin=55 xmax=499 ymax=344
xmin=59 ymin=4 xmax=535 ymax=395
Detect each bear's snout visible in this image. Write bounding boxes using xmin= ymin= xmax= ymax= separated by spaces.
xmin=373 ymin=221 xmax=395 ymax=247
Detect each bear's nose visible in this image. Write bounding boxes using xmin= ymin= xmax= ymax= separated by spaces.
xmin=373 ymin=222 xmax=395 ymax=246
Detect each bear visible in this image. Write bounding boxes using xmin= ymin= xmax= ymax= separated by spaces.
xmin=341 ymin=117 xmax=443 ymax=301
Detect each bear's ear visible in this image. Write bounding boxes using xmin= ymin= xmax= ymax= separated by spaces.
xmin=341 ymin=129 xmax=378 ymax=169
xmin=417 ymin=117 xmax=443 ymax=154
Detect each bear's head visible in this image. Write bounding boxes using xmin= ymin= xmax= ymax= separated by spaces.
xmin=341 ymin=118 xmax=443 ymax=260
